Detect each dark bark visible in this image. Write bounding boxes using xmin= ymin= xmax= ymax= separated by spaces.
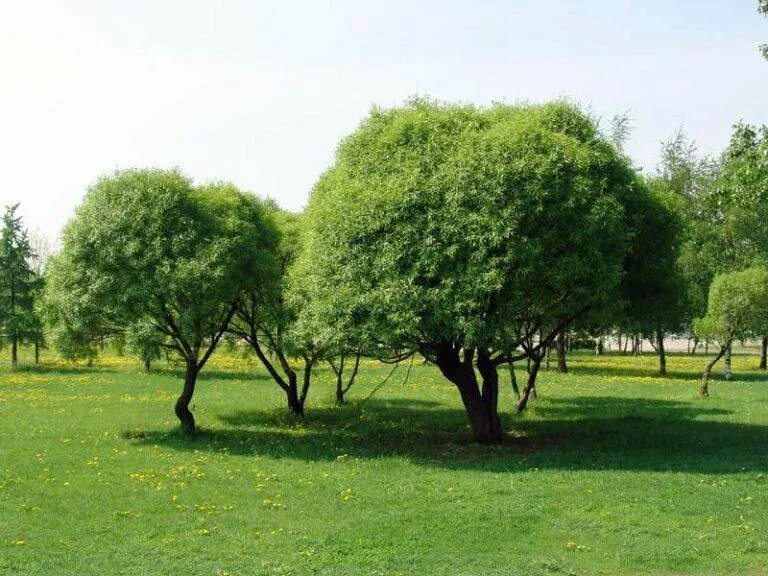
xmin=656 ymin=327 xmax=666 ymax=376
xmin=515 ymin=352 xmax=542 ymax=413
xmin=760 ymin=337 xmax=767 ymax=370
xmin=556 ymin=331 xmax=568 ymax=373
xmin=700 ymin=344 xmax=728 ymax=397
xmin=691 ymin=338 xmax=699 ymax=355
xmin=144 ymin=358 xmax=151 ymax=372
xmin=285 ymin=375 xmax=304 ymax=416
xmin=332 ymin=352 xmax=362 ymax=405
xmin=508 ymin=360 xmax=520 ymax=399
xmin=34 ymin=340 xmax=40 ymax=364
xmin=239 ymin=327 xmax=305 ymax=416
xmin=434 ymin=345 xmax=503 ymax=444
xmin=175 ymin=362 xmax=200 ymax=435
xmin=11 ymin=337 xmax=18 ymax=368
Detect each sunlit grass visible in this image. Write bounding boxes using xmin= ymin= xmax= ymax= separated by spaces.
xmin=1 ymin=347 xmax=767 ymax=575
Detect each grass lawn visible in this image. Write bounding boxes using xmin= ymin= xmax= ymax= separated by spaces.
xmin=1 ymin=348 xmax=768 ymax=575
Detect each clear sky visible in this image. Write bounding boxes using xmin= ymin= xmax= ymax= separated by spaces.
xmin=2 ymin=1 xmax=766 ymax=243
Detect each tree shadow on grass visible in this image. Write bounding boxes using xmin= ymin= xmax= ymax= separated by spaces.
xmin=3 ymin=364 xmax=119 ymax=375
xmin=567 ymin=362 xmax=768 ymax=383
xmin=148 ymin=367 xmax=273 ymax=383
xmin=124 ymin=395 xmax=768 ymax=474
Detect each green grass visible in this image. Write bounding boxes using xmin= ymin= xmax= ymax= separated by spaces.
xmin=2 ymin=348 xmax=768 ymax=575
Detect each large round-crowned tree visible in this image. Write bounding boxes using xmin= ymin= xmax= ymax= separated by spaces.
xmin=305 ymin=99 xmax=641 ymax=443
xmin=45 ymin=169 xmax=278 ymax=434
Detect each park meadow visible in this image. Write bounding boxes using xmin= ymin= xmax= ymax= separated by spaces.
xmin=2 ymin=346 xmax=768 ymax=575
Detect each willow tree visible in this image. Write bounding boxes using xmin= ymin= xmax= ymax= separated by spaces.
xmin=695 ymin=267 xmax=768 ymax=396
xmin=44 ymin=169 xmax=278 ymax=434
xmin=229 ymin=208 xmax=325 ymax=416
xmin=304 ymin=99 xmax=639 ymax=443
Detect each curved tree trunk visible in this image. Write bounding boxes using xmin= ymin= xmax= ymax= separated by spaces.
xmin=516 ymin=353 xmax=542 ymax=413
xmin=556 ymin=331 xmax=568 ymax=373
xmin=508 ymin=360 xmax=520 ymax=399
xmin=760 ymin=336 xmax=767 ymax=370
xmin=700 ymin=344 xmax=728 ymax=397
xmin=690 ymin=338 xmax=699 ymax=356
xmin=331 ymin=352 xmax=361 ymax=405
xmin=285 ymin=371 xmax=304 ymax=416
xmin=175 ymin=362 xmax=200 ymax=435
xmin=435 ymin=345 xmax=504 ymax=444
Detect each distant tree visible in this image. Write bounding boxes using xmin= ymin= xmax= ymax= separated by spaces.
xmin=708 ymin=123 xmax=768 ymax=365
xmin=43 ymin=169 xmax=279 ymax=434
xmin=695 ymin=267 xmax=768 ymax=396
xmin=27 ymin=231 xmax=51 ymax=363
xmin=607 ymin=112 xmax=632 ymax=153
xmin=0 ymin=205 xmax=39 ymax=367
xmin=303 ymin=99 xmax=641 ymax=443
xmin=126 ymin=319 xmax=164 ymax=372
xmin=620 ymin=180 xmax=688 ymax=375
xmin=760 ymin=0 xmax=767 ymax=59
xmin=661 ymin=130 xmax=723 ymax=351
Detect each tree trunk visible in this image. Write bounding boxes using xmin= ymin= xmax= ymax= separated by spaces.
xmin=691 ymin=338 xmax=699 ymax=356
xmin=144 ymin=358 xmax=151 ymax=372
xmin=11 ymin=337 xmax=18 ymax=368
xmin=701 ymin=344 xmax=728 ymax=397
xmin=760 ymin=337 xmax=767 ymax=370
xmin=285 ymin=374 xmax=305 ymax=416
xmin=723 ymin=345 xmax=732 ymax=380
xmin=334 ymin=354 xmax=346 ymax=404
xmin=34 ymin=340 xmax=40 ymax=364
xmin=516 ymin=353 xmax=542 ymax=413
xmin=556 ymin=331 xmax=568 ymax=373
xmin=175 ymin=362 xmax=199 ymax=435
xmin=508 ymin=361 xmax=520 ymax=399
xmin=435 ymin=346 xmax=503 ymax=444
xmin=656 ymin=327 xmax=666 ymax=376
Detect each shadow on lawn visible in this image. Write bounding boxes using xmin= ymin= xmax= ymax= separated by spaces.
xmin=124 ymin=395 xmax=768 ymax=474
xmin=567 ymin=361 xmax=768 ymax=383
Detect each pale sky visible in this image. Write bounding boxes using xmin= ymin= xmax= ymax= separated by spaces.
xmin=2 ymin=1 xmax=767 ymax=243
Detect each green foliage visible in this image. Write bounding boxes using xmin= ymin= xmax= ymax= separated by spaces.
xmin=44 ymin=169 xmax=278 ymax=365
xmin=304 ymin=99 xmax=637 ymax=354
xmin=619 ymin=178 xmax=688 ymax=336
xmin=43 ymin=168 xmax=279 ymax=431
xmin=0 ymin=204 xmax=42 ymax=362
xmin=694 ymin=267 xmax=768 ymax=344
xmin=660 ymin=130 xmax=723 ymax=325
xmin=760 ymin=0 xmax=768 ymax=58
xmin=126 ymin=319 xmax=163 ymax=369
xmin=716 ymin=123 xmax=768 ymax=267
